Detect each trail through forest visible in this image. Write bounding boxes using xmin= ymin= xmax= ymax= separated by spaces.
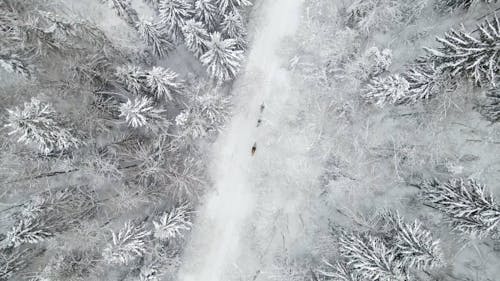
xmin=177 ymin=0 xmax=304 ymax=280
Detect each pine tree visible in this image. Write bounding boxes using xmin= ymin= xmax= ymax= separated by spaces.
xmin=221 ymin=11 xmax=247 ymax=49
xmin=38 ymin=11 xmax=111 ymax=47
xmin=147 ymin=66 xmax=186 ymax=101
xmin=439 ymin=0 xmax=498 ymax=11
xmin=143 ymin=0 xmax=161 ymax=9
xmin=0 ymin=249 xmax=29 ymax=280
xmin=138 ymin=260 xmax=163 ymax=281
xmin=173 ymin=86 xmax=230 ymax=139
xmin=365 ymin=47 xmax=393 ymax=77
xmin=215 ymin=0 xmax=252 ymax=14
xmin=403 ymin=61 xmax=450 ymax=102
xmin=200 ymin=32 xmax=244 ymax=81
xmin=0 ymin=54 xmax=33 ymax=79
xmin=153 ymin=203 xmax=192 ymax=241
xmin=20 ymin=186 xmax=97 ymax=223
xmin=5 ymin=219 xmax=53 ymax=248
xmin=420 ymin=178 xmax=500 ymax=238
xmin=3 ymin=186 xmax=98 ymax=249
xmin=478 ymin=89 xmax=500 ymax=123
xmin=159 ymin=0 xmax=193 ymax=42
xmin=102 ymin=221 xmax=151 ymax=264
xmin=175 ymin=109 xmax=208 ymax=140
xmin=182 ymin=19 xmax=210 ymax=58
xmin=137 ymin=20 xmax=175 ymax=58
xmin=163 ymin=155 xmax=205 ymax=198
xmin=115 ymin=65 xmax=186 ymax=100
xmin=363 ymin=74 xmax=411 ymax=106
xmin=346 ymin=0 xmax=404 ymax=34
xmin=115 ymin=65 xmax=147 ymax=94
xmin=124 ymin=136 xmax=170 ymax=186
xmin=106 ymin=0 xmax=140 ymax=27
xmin=119 ymin=96 xmax=167 ymax=129
xmin=194 ymin=0 xmax=219 ymax=32
xmin=338 ymin=231 xmax=405 ymax=281
xmin=4 ymin=98 xmax=81 ymax=154
xmin=384 ymin=211 xmax=444 ymax=270
xmin=319 ymin=261 xmax=362 ymax=281
xmin=425 ymin=16 xmax=500 ymax=87
xmin=195 ymin=90 xmax=231 ymax=132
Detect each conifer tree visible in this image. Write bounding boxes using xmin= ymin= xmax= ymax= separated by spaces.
xmin=0 ymin=249 xmax=29 ymax=280
xmin=338 ymin=231 xmax=405 ymax=281
xmin=115 ymin=65 xmax=148 ymax=95
xmin=137 ymin=20 xmax=175 ymax=58
xmin=3 ymin=186 xmax=98 ymax=249
xmin=175 ymin=109 xmax=208 ymax=140
xmin=195 ymin=90 xmax=231 ymax=132
xmin=106 ymin=0 xmax=140 ymax=27
xmin=215 ymin=0 xmax=252 ymax=14
xmin=138 ymin=260 xmax=163 ymax=281
xmin=439 ymin=0 xmax=498 ymax=11
xmin=363 ymin=74 xmax=411 ymax=106
xmin=0 ymin=55 xmax=33 ymax=79
xmin=200 ymin=32 xmax=244 ymax=81
xmin=119 ymin=96 xmax=167 ymax=129
xmin=146 ymin=66 xmax=186 ymax=101
xmin=182 ymin=19 xmax=210 ymax=58
xmin=115 ymin=65 xmax=186 ymax=101
xmin=478 ymin=89 xmax=500 ymax=123
xmin=143 ymin=0 xmax=161 ymax=9
xmin=319 ymin=261 xmax=362 ymax=281
xmin=221 ymin=11 xmax=247 ymax=49
xmin=103 ymin=221 xmax=151 ymax=264
xmin=194 ymin=0 xmax=219 ymax=32
xmin=403 ymin=61 xmax=450 ymax=102
xmin=159 ymin=0 xmax=193 ymax=42
xmin=4 ymin=98 xmax=81 ymax=154
xmin=174 ymin=89 xmax=230 ymax=140
xmin=420 ymin=178 xmax=500 ymax=238
xmin=425 ymin=16 xmax=500 ymax=87
xmin=153 ymin=203 xmax=192 ymax=241
xmin=5 ymin=219 xmax=53 ymax=248
xmin=384 ymin=211 xmax=444 ymax=270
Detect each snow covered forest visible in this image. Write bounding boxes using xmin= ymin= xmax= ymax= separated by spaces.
xmin=0 ymin=0 xmax=499 ymax=280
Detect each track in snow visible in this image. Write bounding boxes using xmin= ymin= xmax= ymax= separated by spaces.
xmin=177 ymin=1 xmax=304 ymax=280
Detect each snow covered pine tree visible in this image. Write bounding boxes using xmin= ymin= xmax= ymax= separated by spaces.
xmin=194 ymin=0 xmax=219 ymax=32
xmin=478 ymin=88 xmax=500 ymax=122
xmin=4 ymin=98 xmax=81 ymax=155
xmin=182 ymin=19 xmax=210 ymax=58
xmin=153 ymin=203 xmax=192 ymax=241
xmin=159 ymin=0 xmax=193 ymax=42
xmin=420 ymin=178 xmax=500 ymax=239
xmin=201 ymin=32 xmax=244 ymax=82
xmin=439 ymin=0 xmax=498 ymax=11
xmin=320 ymin=210 xmax=444 ymax=281
xmin=425 ymin=15 xmax=500 ymax=87
xmin=215 ymin=0 xmax=252 ymax=14
xmin=103 ymin=221 xmax=151 ymax=265
xmin=137 ymin=19 xmax=175 ymax=57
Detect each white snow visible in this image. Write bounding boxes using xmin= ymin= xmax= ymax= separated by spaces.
xmin=177 ymin=0 xmax=304 ymax=280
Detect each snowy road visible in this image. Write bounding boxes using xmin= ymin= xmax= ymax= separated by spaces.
xmin=177 ymin=1 xmax=304 ymax=280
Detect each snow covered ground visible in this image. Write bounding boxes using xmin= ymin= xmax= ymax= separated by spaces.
xmin=177 ymin=0 xmax=306 ymax=280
